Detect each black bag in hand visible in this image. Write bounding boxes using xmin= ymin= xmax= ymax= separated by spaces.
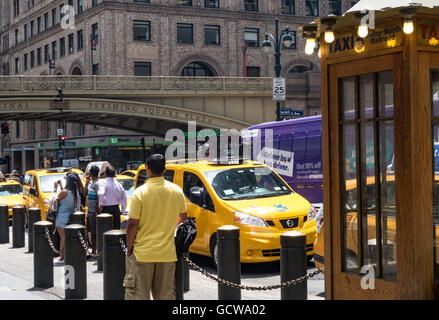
xmin=174 ymin=218 xmax=197 ymax=255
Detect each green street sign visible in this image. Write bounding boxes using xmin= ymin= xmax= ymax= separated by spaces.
xmin=109 ymin=137 xmax=118 ymax=144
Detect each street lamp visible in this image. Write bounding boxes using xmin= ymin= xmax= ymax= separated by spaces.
xmin=262 ymin=18 xmax=294 ymax=121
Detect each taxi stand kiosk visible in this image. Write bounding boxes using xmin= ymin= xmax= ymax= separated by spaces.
xmin=301 ymin=1 xmax=439 ymax=299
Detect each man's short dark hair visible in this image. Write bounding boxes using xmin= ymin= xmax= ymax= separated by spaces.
xmin=105 ymin=165 xmax=116 ymax=177
xmin=89 ymin=165 xmax=100 ymax=178
xmin=146 ymin=154 xmax=166 ymax=176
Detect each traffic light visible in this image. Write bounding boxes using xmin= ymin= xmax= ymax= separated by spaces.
xmin=140 ymin=137 xmax=145 ymax=148
xmin=49 ymin=59 xmax=55 ymax=70
xmin=59 ymin=135 xmax=66 ymax=146
xmin=91 ymin=39 xmax=97 ymax=51
xmin=1 ymin=122 xmax=9 ymax=134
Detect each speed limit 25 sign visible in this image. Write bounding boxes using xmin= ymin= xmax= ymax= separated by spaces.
xmin=272 ymin=77 xmax=286 ymax=101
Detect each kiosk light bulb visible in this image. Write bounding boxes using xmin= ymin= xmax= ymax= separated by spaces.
xmin=403 ymin=19 xmax=414 ymax=34
xmin=324 ymin=30 xmax=335 ymax=44
xmin=357 ymin=25 xmax=369 ymax=38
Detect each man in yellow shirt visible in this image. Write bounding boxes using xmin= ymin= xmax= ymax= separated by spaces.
xmin=124 ymin=154 xmax=187 ymax=300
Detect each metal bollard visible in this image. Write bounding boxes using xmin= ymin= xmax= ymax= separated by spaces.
xmin=27 ymin=208 xmax=41 ymax=253
xmin=175 ymin=254 xmax=185 ymax=300
xmin=69 ymin=211 xmax=86 ymax=226
xmin=103 ymin=230 xmax=126 ymax=300
xmin=280 ymin=231 xmax=307 ymax=300
xmin=217 ymin=225 xmax=241 ymax=300
xmin=0 ymin=204 xmax=9 ymax=244
xmin=33 ymin=221 xmax=54 ymax=288
xmin=64 ymin=224 xmax=87 ymax=300
xmin=96 ymin=214 xmax=113 ymax=271
xmin=12 ymin=206 xmax=25 ymax=248
xmin=183 ymin=251 xmax=190 ymax=292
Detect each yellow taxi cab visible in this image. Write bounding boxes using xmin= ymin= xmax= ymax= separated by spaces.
xmin=5 ymin=173 xmax=22 ymax=183
xmin=22 ymin=167 xmax=84 ymax=220
xmin=0 ymin=180 xmax=25 ymax=221
xmin=120 ymin=170 xmax=137 ymax=178
xmin=131 ymin=159 xmax=317 ymax=266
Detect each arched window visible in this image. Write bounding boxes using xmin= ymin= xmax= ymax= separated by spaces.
xmin=288 ymin=65 xmax=312 ymax=74
xmin=180 ymin=62 xmax=214 ymax=77
xmin=72 ymin=67 xmax=82 ymax=75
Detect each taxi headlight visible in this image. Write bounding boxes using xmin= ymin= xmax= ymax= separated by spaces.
xmin=308 ymin=206 xmax=317 ymax=221
xmin=233 ymin=211 xmax=267 ymax=227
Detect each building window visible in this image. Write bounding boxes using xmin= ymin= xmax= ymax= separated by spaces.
xmin=133 ymin=20 xmax=150 ymax=42
xmin=134 ymin=62 xmax=152 ymax=76
xmin=77 ymin=0 xmax=83 ymax=14
xmin=176 ymin=0 xmax=192 ymax=5
xmin=15 ymin=121 xmax=20 ymax=138
xmin=15 ymin=29 xmax=18 ymax=45
xmin=13 ymin=0 xmax=19 ymax=16
xmin=44 ymin=44 xmax=49 ymax=62
xmin=244 ymin=0 xmax=258 ymax=11
xmin=92 ymin=64 xmax=99 ymax=75
xmin=306 ymin=0 xmax=319 ymax=16
xmin=24 ymin=24 xmax=28 ymax=41
xmin=52 ymin=41 xmax=57 ymax=59
xmin=180 ymin=62 xmax=213 ymax=77
xmin=91 ymin=23 xmax=99 ymax=43
xmin=24 ymin=53 xmax=28 ymax=71
xmin=282 ymin=30 xmax=296 ymax=49
xmin=52 ymin=8 xmax=57 ymax=27
xmin=15 ymin=58 xmax=19 ymax=74
xmin=205 ymin=0 xmax=219 ymax=8
xmin=60 ymin=38 xmax=66 ymax=57
xmin=244 ymin=28 xmax=259 ymax=47
xmin=37 ymin=48 xmax=42 ymax=66
xmin=329 ymin=0 xmax=341 ymax=15
xmin=205 ymin=25 xmax=220 ymax=45
xmin=282 ymin=0 xmax=295 ymax=14
xmin=92 ymin=0 xmax=98 ymax=6
xmin=37 ymin=17 xmax=42 ymax=34
xmin=30 ymin=51 xmax=35 ymax=68
xmin=177 ymin=23 xmax=193 ymax=44
xmin=30 ymin=21 xmax=35 ymax=38
xmin=246 ymin=66 xmax=260 ymax=77
xmin=68 ymin=34 xmax=74 ymax=53
xmin=77 ymin=30 xmax=83 ymax=50
xmin=44 ymin=13 xmax=49 ymax=30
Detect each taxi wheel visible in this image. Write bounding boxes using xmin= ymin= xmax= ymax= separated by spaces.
xmin=210 ymin=234 xmax=219 ymax=269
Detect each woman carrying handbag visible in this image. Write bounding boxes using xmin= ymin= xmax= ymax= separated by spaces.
xmin=54 ymin=173 xmax=82 ymax=265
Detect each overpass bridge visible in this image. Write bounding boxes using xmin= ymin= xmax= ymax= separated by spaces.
xmin=0 ymin=76 xmax=275 ymax=135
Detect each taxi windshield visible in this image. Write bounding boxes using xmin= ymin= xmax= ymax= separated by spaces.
xmin=204 ymin=166 xmax=292 ymax=200
xmin=117 ymin=179 xmax=135 ymax=199
xmin=0 ymin=184 xmax=23 ymax=196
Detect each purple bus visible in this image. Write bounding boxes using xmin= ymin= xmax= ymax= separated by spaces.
xmin=245 ymin=116 xmax=323 ymax=207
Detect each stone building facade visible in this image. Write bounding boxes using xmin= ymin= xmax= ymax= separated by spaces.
xmin=0 ymin=0 xmax=357 ymax=172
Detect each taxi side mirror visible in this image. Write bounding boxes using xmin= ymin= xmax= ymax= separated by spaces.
xmin=30 ymin=187 xmax=37 ymax=196
xmin=189 ymin=187 xmax=203 ymax=207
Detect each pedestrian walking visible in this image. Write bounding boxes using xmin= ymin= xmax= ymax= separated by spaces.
xmin=54 ymin=173 xmax=82 ymax=265
xmin=124 ymin=154 xmax=188 ymax=300
xmin=98 ymin=165 xmax=127 ymax=230
xmin=84 ymin=165 xmax=100 ymax=257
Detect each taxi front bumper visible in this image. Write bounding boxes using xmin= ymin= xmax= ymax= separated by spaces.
xmin=239 ymin=225 xmax=316 ymax=263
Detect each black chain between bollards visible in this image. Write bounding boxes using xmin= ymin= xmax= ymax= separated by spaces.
xmin=117 ymin=238 xmax=323 ymax=291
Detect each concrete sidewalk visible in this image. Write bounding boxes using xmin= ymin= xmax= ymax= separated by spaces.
xmin=0 ymin=227 xmax=325 ymax=300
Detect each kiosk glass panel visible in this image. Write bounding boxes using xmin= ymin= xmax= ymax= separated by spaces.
xmin=432 ymin=70 xmax=439 ymax=282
